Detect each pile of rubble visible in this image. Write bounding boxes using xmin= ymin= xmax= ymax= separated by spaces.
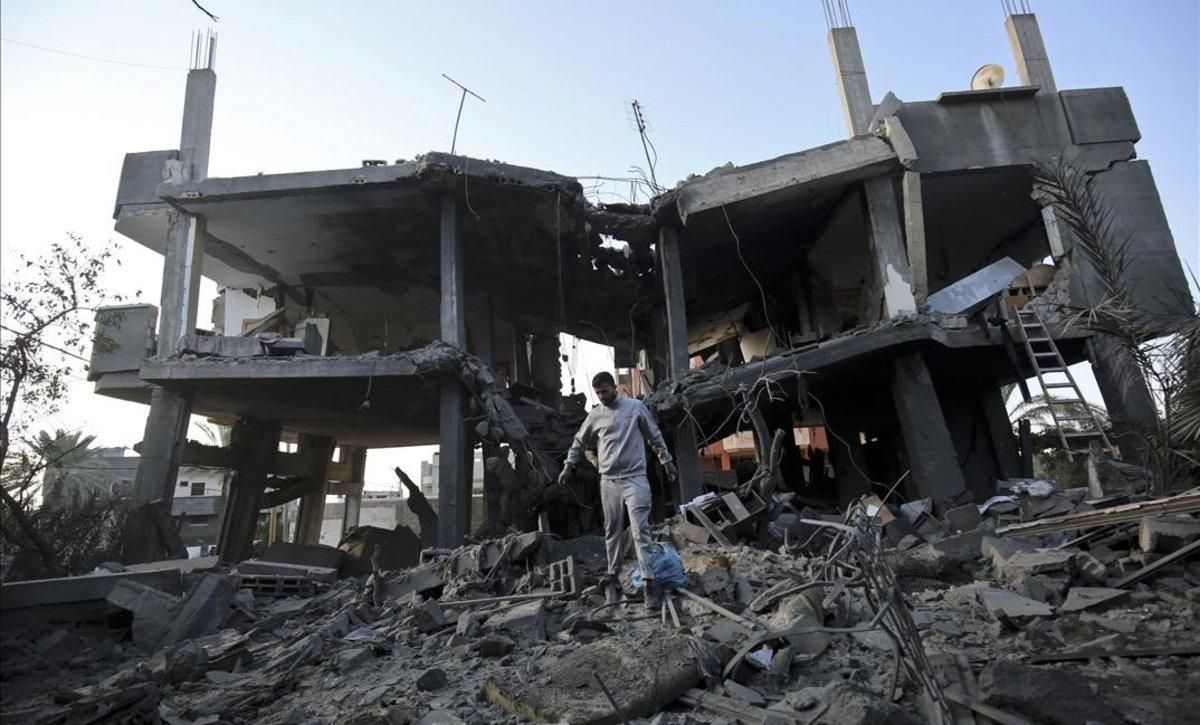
xmin=2 ymin=484 xmax=1198 ymax=724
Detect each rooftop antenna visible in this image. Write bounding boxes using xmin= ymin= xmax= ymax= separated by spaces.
xmin=971 ymin=63 xmax=1006 ymax=89
xmin=442 ymin=74 xmax=486 ymax=155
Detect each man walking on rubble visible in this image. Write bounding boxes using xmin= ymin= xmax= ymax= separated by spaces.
xmin=559 ymin=371 xmax=678 ymax=609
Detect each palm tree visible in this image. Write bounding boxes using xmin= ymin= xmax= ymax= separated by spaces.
xmin=37 ymin=430 xmax=102 ymax=508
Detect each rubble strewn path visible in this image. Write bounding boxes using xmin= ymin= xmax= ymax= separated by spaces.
xmin=3 ymin=484 xmax=1199 ymax=724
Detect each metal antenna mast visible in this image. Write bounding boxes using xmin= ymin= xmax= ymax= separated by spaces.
xmin=442 ymin=74 xmax=486 ymax=155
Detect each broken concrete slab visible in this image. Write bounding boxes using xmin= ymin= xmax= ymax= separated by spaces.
xmin=978 ymin=587 xmax=1053 ymax=620
xmin=998 ymin=549 xmax=1075 ymax=583
xmin=1059 ymin=587 xmax=1128 ymax=613
xmin=385 ymin=565 xmax=444 ymax=602
xmin=485 ymin=634 xmax=700 ymax=723
xmin=942 ymin=503 xmax=982 ymax=533
xmin=236 ymin=559 xmax=338 ymax=584
xmin=1 ymin=568 xmax=184 ymax=632
xmin=160 ymin=574 xmax=236 ymax=647
xmin=105 ymin=578 xmax=181 ymax=650
xmin=979 ymin=660 xmax=1122 ymax=725
xmin=484 ymin=600 xmax=546 ymax=640
xmin=260 ymin=541 xmax=345 ymax=570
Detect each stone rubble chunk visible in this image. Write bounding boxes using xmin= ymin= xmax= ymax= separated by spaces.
xmin=978 ymin=587 xmax=1053 ymax=620
xmin=416 ymin=667 xmax=449 ymax=691
xmin=1059 ymin=586 xmax=1128 ymax=613
xmin=484 ymin=600 xmax=546 ymax=640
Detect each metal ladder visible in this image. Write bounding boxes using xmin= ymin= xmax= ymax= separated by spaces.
xmin=1014 ymin=305 xmax=1118 ymax=459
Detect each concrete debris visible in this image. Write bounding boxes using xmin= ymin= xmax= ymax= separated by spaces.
xmin=3 ymin=501 xmax=1198 ymax=724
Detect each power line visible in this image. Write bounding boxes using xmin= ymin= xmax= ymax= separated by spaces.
xmin=0 ymin=324 xmax=91 ymax=363
xmin=0 ymin=38 xmax=185 ymax=71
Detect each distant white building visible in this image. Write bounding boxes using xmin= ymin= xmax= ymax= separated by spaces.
xmin=419 ymin=450 xmax=485 ymax=499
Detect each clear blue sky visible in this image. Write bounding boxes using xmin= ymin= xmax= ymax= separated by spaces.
xmin=2 ymin=1 xmax=1196 ymax=485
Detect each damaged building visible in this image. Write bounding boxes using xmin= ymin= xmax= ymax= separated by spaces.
xmin=86 ymin=11 xmax=1189 ymax=557
xmin=4 ymin=8 xmax=1197 ymax=724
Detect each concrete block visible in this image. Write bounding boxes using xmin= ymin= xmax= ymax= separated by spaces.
xmin=1012 ymin=574 xmax=1069 ymax=606
xmin=999 ymin=550 xmax=1074 ymax=583
xmin=385 ymin=565 xmax=444 ymax=602
xmin=943 ymin=503 xmax=983 ymax=533
xmin=416 ymin=667 xmax=449 ymax=691
xmin=1139 ymin=515 xmax=1200 ymax=554
xmin=978 ymin=588 xmax=1053 ymax=620
xmin=179 ymin=334 xmax=264 ymax=358
xmin=413 ymin=599 xmax=445 ymax=633
xmin=929 ymin=530 xmax=986 ymax=565
xmin=485 ymin=600 xmax=546 ymax=640
xmin=89 ymin=305 xmax=157 ymax=379
xmin=106 ymin=579 xmax=181 ymax=650
xmin=507 ymin=532 xmax=543 ymax=563
xmin=455 ymin=610 xmax=481 ymax=638
xmin=1059 ymin=587 xmax=1128 ymax=613
xmin=479 ymin=635 xmax=515 ymax=658
xmin=160 ymin=574 xmax=236 ymax=647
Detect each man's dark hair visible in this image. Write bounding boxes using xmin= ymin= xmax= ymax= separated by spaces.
xmin=591 ymin=371 xmax=616 ymax=388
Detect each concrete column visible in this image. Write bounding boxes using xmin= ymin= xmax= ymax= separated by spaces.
xmin=293 ymin=434 xmax=335 ymax=544
xmin=129 ymin=67 xmax=217 ymax=556
xmin=901 ymin=172 xmax=928 ymax=308
xmin=341 ymin=446 xmax=367 ymax=535
xmin=890 ymin=353 xmax=969 ymax=508
xmin=863 ymin=178 xmax=917 ymax=318
xmin=216 ymin=417 xmax=281 ymax=563
xmin=659 ymin=226 xmax=704 ymax=503
xmin=1087 ymin=334 xmax=1156 ymax=469
xmin=827 ymin=27 xmax=873 ymax=136
xmin=1005 ymin=13 xmax=1056 ymax=93
xmin=437 ymin=194 xmax=471 ymax=547
xmin=980 ymin=385 xmax=1022 ymax=480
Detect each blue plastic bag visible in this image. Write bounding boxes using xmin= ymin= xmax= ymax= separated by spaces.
xmin=631 ymin=541 xmax=688 ymax=590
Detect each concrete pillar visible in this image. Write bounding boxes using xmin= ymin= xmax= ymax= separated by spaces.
xmin=437 ymin=194 xmax=471 ymax=547
xmin=528 ymin=332 xmax=561 ymax=403
xmin=1088 ymin=334 xmax=1156 ymax=469
xmin=1005 ymin=13 xmax=1056 ymax=93
xmin=980 ymin=385 xmax=1022 ymax=480
xmin=658 ymin=226 xmax=704 ymax=503
xmin=216 ymin=418 xmax=281 ymax=563
xmin=827 ymin=27 xmax=873 ymax=136
xmin=340 ymin=446 xmax=367 ymax=535
xmin=128 ymin=66 xmax=217 ymax=557
xmin=901 ymin=172 xmax=928 ymax=308
xmin=890 ymin=353 xmax=969 ymax=508
xmin=293 ymin=434 xmax=335 ymax=544
xmin=863 ymin=178 xmax=917 ymax=318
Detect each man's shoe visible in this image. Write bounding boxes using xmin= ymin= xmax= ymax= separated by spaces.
xmin=644 ymin=579 xmax=663 ymax=610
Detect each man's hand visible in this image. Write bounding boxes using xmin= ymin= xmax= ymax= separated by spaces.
xmin=558 ymin=465 xmax=574 ymax=485
xmin=663 ymin=461 xmax=678 ymax=482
